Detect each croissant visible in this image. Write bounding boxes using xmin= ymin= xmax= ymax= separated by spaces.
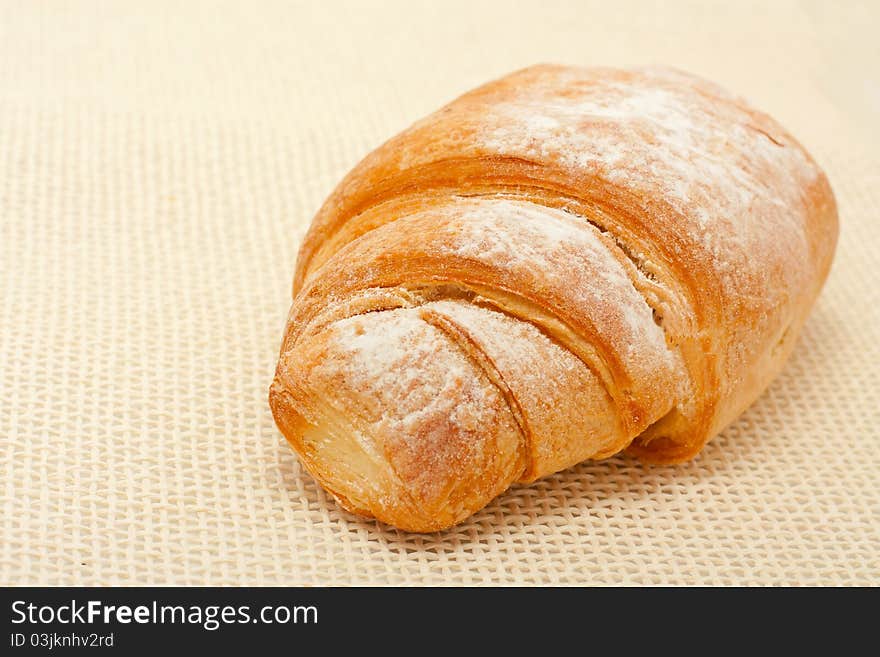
xmin=269 ymin=65 xmax=838 ymax=532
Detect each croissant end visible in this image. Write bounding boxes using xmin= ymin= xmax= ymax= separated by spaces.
xmin=269 ymin=307 xmax=526 ymax=532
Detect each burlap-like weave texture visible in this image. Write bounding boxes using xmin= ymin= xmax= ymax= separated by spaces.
xmin=2 ymin=1 xmax=878 ymax=585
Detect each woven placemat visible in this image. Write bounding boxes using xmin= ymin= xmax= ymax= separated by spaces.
xmin=2 ymin=0 xmax=877 ymax=585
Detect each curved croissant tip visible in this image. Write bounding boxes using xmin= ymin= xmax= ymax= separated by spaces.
xmin=270 ymin=307 xmax=526 ymax=532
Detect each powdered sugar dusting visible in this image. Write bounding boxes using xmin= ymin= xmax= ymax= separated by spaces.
xmin=477 ymin=68 xmax=819 ymax=299
xmin=322 ymin=308 xmax=515 ymax=493
xmin=329 ymin=309 xmax=472 ymax=429
xmin=423 ymin=197 xmax=678 ymax=387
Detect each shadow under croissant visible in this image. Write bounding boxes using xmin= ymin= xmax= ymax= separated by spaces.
xmin=274 ymin=302 xmax=842 ymax=552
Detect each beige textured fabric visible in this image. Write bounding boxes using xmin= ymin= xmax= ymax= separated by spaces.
xmin=1 ymin=0 xmax=878 ymax=586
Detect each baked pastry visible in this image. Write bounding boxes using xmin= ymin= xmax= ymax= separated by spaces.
xmin=269 ymin=65 xmax=838 ymax=532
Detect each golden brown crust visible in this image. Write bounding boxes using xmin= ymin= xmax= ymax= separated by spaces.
xmin=269 ymin=64 xmax=838 ymax=531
